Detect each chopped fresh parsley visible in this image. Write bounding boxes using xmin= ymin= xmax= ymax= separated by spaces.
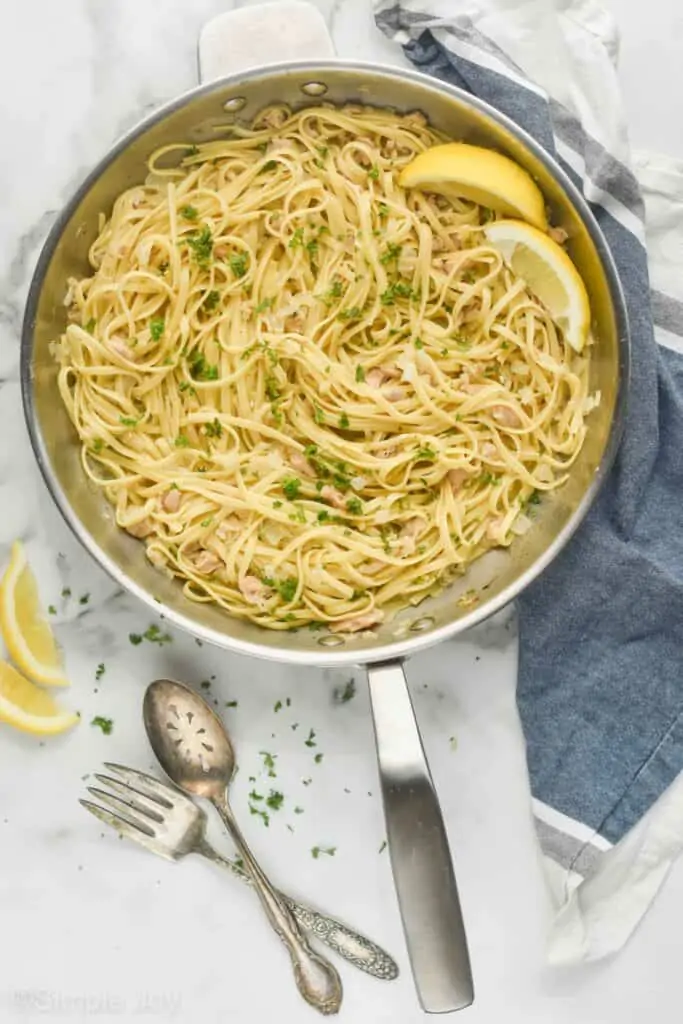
xmin=266 ymin=790 xmax=284 ymax=811
xmin=249 ymin=805 xmax=270 ymax=827
xmin=186 ymin=226 xmax=213 ymax=268
xmin=380 ymin=243 xmax=401 ymax=265
xmin=129 ymin=624 xmax=173 ymax=646
xmin=255 ymin=297 xmax=274 ymax=314
xmin=322 ymin=279 xmax=343 ymax=304
xmin=188 ymin=351 xmax=219 ymax=381
xmin=378 ymin=202 xmax=389 ymax=218
xmin=203 ymin=290 xmax=220 ymax=311
xmin=95 ymin=663 xmax=105 ymax=681
xmin=305 ymin=238 xmax=319 ymax=259
xmin=346 ymin=497 xmax=362 ymax=515
xmin=85 ymin=318 xmax=96 ymax=334
xmin=368 ymin=166 xmax=379 ymax=180
xmin=339 ymin=412 xmax=350 ymax=429
xmin=265 ymin=376 xmax=280 ymax=401
xmin=355 ymin=365 xmax=365 ymax=383
xmin=313 ymin=405 xmax=324 ymax=425
xmin=282 ymin=476 xmax=301 ymax=501
xmin=178 ymin=381 xmax=197 ymax=396
xmin=337 ymin=306 xmax=362 ymax=322
xmin=289 ymin=227 xmax=304 ymax=249
xmin=304 ymin=728 xmax=317 ymax=748
xmin=204 ymin=418 xmax=223 ymax=438
xmin=260 ymin=160 xmax=277 ymax=173
xmin=180 ymin=205 xmax=198 ymax=221
xmin=119 ymin=416 xmax=138 ymax=428
xmin=91 ymin=439 xmax=103 ymax=453
xmin=414 ymin=337 xmax=424 ymax=349
xmin=334 ymin=678 xmax=356 ymax=703
xmin=311 ymin=845 xmax=336 ymax=859
xmin=415 ymin=445 xmax=437 ymax=461
xmin=174 ymin=434 xmax=190 ymax=448
xmin=91 ymin=716 xmax=113 ymax=735
xmin=249 ymin=789 xmax=264 ymax=802
xmin=260 ymin=750 xmax=277 ymax=777
xmin=380 ymin=281 xmax=415 ymax=305
xmin=276 ymin=578 xmax=298 ymax=603
xmin=229 ymin=253 xmax=248 ymax=278
xmin=317 ymin=510 xmax=330 ymax=523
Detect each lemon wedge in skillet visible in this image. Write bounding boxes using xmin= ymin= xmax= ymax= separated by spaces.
xmin=398 ymin=142 xmax=548 ymax=230
xmin=0 ymin=541 xmax=69 ymax=687
xmin=483 ymin=219 xmax=591 ymax=352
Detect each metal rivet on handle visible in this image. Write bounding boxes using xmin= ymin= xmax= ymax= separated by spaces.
xmin=223 ymin=96 xmax=246 ymax=112
xmin=301 ymin=81 xmax=328 ymax=97
xmin=318 ymin=634 xmax=345 ymax=647
xmin=409 ymin=616 xmax=435 ymax=633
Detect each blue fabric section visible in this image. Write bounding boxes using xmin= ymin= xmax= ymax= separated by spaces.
xmin=376 ymin=9 xmax=683 ymax=843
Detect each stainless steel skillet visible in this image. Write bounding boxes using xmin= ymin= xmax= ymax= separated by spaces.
xmin=21 ymin=59 xmax=629 ymax=1014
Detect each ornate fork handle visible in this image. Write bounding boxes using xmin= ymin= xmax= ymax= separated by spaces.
xmin=198 ymin=839 xmax=398 ymax=980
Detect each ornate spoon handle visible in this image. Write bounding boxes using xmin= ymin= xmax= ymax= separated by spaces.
xmin=197 ymin=838 xmax=399 ymax=980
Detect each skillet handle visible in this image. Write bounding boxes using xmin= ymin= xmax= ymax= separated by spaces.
xmin=366 ymin=660 xmax=474 ymax=1014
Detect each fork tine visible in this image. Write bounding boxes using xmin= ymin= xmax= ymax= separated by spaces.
xmin=79 ymin=798 xmax=156 ymax=840
xmin=86 ymin=786 xmax=165 ymax=830
xmin=92 ymin=775 xmax=169 ymax=823
xmin=103 ymin=763 xmax=179 ymax=806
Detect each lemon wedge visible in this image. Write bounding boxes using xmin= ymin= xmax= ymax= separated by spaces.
xmin=0 ymin=541 xmax=69 ymax=687
xmin=399 ymin=142 xmax=548 ymax=230
xmin=0 ymin=660 xmax=78 ymax=736
xmin=483 ymin=219 xmax=591 ymax=353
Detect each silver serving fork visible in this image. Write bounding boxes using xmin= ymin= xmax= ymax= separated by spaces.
xmin=81 ymin=762 xmax=398 ymax=981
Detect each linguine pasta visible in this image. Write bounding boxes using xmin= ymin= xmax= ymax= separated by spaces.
xmin=54 ymin=104 xmax=594 ymax=632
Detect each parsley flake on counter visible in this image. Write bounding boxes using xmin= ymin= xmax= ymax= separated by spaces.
xmin=249 ymin=789 xmax=264 ymax=802
xmin=379 ymin=840 xmax=387 ymax=854
xmin=225 ymin=700 xmax=238 ymax=708
xmin=91 ymin=716 xmax=113 ymax=735
xmin=61 ymin=587 xmax=71 ymax=598
xmin=129 ymin=624 xmax=172 ymax=646
xmin=48 ymin=605 xmax=56 ymax=616
xmin=304 ymin=729 xmax=317 ymax=748
xmin=302 ymin=778 xmax=312 ymax=787
xmin=311 ymin=845 xmax=336 ymax=859
xmin=95 ymin=663 xmax=105 ymax=682
xmin=314 ymin=753 xmax=324 ymax=764
xmin=249 ymin=805 xmax=270 ymax=827
xmin=294 ymin=806 xmax=304 ymax=815
xmin=274 ymin=700 xmax=283 ymax=713
xmin=333 ymin=678 xmax=356 ymax=704
xmin=79 ymin=593 xmax=90 ymax=605
xmin=260 ymin=751 xmax=277 ymax=777
xmin=266 ymin=790 xmax=284 ymax=811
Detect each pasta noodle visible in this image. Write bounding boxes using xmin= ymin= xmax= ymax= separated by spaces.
xmin=53 ymin=104 xmax=593 ymax=632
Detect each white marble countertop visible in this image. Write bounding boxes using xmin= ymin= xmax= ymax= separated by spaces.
xmin=1 ymin=1 xmax=683 ymax=1022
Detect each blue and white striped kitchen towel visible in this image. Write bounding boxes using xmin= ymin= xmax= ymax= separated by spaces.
xmin=376 ymin=0 xmax=683 ymax=964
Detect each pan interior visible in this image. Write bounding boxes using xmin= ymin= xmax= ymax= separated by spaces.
xmin=23 ymin=62 xmax=626 ymax=664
